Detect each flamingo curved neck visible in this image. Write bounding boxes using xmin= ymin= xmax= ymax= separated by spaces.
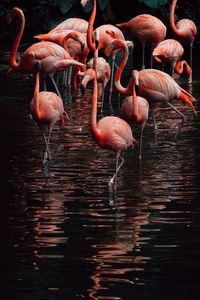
xmin=170 ymin=0 xmax=185 ymax=38
xmin=87 ymin=0 xmax=96 ymax=52
xmin=175 ymin=60 xmax=191 ymax=76
xmin=9 ymin=8 xmax=24 ymax=70
xmin=91 ymin=73 xmax=100 ymax=138
xmin=131 ymin=82 xmax=139 ymax=118
xmin=114 ymin=45 xmax=133 ymax=96
xmin=32 ymin=72 xmax=40 ymax=117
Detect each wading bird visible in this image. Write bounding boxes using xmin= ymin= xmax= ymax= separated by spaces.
xmin=117 ymin=14 xmax=166 ymax=69
xmin=170 ymin=0 xmax=197 ymax=69
xmin=9 ymin=7 xmax=85 ymax=97
xmin=30 ymin=61 xmax=69 ymax=164
xmin=153 ymin=38 xmax=192 ymax=84
xmin=81 ymin=68 xmax=137 ymax=195
xmin=105 ymin=39 xmax=197 ymax=136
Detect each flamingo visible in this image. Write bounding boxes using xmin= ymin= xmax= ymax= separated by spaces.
xmin=80 ymin=68 xmax=137 ymax=195
xmin=30 ymin=61 xmax=69 ymax=164
xmin=120 ymin=70 xmax=149 ymax=160
xmin=105 ymin=39 xmax=197 ymax=136
xmin=87 ymin=57 xmax=111 ymax=113
xmin=170 ymin=0 xmax=197 ymax=68
xmin=81 ymin=0 xmax=133 ymax=109
xmin=117 ymin=14 xmax=166 ymax=69
xmin=153 ymin=38 xmax=192 ymax=84
xmin=9 ymin=7 xmax=86 ymax=97
xmin=35 ymin=29 xmax=89 ymax=93
xmin=50 ymin=17 xmax=88 ymax=33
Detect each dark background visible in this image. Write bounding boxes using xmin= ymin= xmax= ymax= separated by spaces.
xmin=0 ymin=0 xmax=199 ymax=52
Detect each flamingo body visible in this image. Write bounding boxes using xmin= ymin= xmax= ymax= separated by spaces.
xmin=50 ymin=18 xmax=88 ymax=33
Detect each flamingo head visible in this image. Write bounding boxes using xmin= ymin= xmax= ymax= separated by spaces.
xmin=80 ymin=68 xmax=96 ymax=95
xmin=104 ymin=39 xmax=128 ymax=57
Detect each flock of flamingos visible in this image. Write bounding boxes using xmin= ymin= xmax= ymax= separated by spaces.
xmin=7 ymin=0 xmax=198 ymax=196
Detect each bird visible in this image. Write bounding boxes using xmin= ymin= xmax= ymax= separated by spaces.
xmin=9 ymin=7 xmax=85 ymax=97
xmin=80 ymin=68 xmax=137 ymax=195
xmin=81 ymin=0 xmax=133 ymax=109
xmin=105 ymin=39 xmax=197 ymax=136
xmin=35 ymin=29 xmax=89 ymax=93
xmin=120 ymin=70 xmax=149 ymax=161
xmin=117 ymin=14 xmax=167 ymax=69
xmin=30 ymin=61 xmax=69 ymax=164
xmin=35 ymin=30 xmax=89 ymax=63
xmin=87 ymin=57 xmax=111 ymax=113
xmin=153 ymin=38 xmax=192 ymax=84
xmin=170 ymin=0 xmax=197 ymax=69
xmin=50 ymin=17 xmax=88 ymax=33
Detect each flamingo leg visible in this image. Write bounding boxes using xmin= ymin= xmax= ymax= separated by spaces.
xmin=101 ymin=85 xmax=105 ymax=114
xmin=49 ymin=74 xmax=62 ymax=99
xmin=151 ymin=108 xmax=157 ymax=145
xmin=142 ymin=44 xmax=145 ymax=70
xmin=139 ymin=123 xmax=145 ymax=161
xmin=108 ymin=152 xmax=124 ymax=193
xmin=165 ymin=100 xmax=186 ymax=136
xmin=42 ymin=128 xmax=52 ymax=164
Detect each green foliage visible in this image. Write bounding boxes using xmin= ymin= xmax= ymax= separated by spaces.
xmin=54 ymin=0 xmax=75 ymax=14
xmin=140 ymin=0 xmax=168 ymax=8
xmin=82 ymin=0 xmax=111 ymax=13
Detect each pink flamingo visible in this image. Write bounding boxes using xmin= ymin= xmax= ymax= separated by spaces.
xmin=170 ymin=0 xmax=197 ymax=68
xmin=87 ymin=57 xmax=111 ymax=113
xmin=30 ymin=61 xmax=69 ymax=164
xmin=80 ymin=68 xmax=137 ymax=194
xmin=105 ymin=42 xmax=149 ymax=159
xmin=153 ymin=38 xmax=192 ymax=84
xmin=50 ymin=17 xmax=88 ymax=33
xmin=9 ymin=7 xmax=85 ymax=97
xmin=105 ymin=39 xmax=197 ymax=136
xmin=117 ymin=14 xmax=166 ymax=69
xmin=120 ymin=70 xmax=149 ymax=160
xmin=81 ymin=0 xmax=132 ymax=109
xmin=35 ymin=29 xmax=89 ymax=93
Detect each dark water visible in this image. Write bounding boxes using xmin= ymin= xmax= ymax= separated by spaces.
xmin=1 ymin=55 xmax=200 ymax=300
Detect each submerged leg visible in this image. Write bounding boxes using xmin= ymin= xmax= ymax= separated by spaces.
xmin=49 ymin=74 xmax=62 ymax=99
xmin=108 ymin=152 xmax=124 ymax=194
xmin=165 ymin=100 xmax=186 ymax=136
xmin=151 ymin=108 xmax=157 ymax=144
xmin=42 ymin=128 xmax=52 ymax=164
xmin=141 ymin=44 xmax=145 ymax=70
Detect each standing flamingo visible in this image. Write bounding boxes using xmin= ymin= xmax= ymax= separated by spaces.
xmin=105 ymin=39 xmax=197 ymax=136
xmin=117 ymin=14 xmax=166 ymax=69
xmin=170 ymin=0 xmax=197 ymax=69
xmin=153 ymin=38 xmax=192 ymax=84
xmin=30 ymin=61 xmax=69 ymax=164
xmin=50 ymin=18 xmax=88 ymax=33
xmin=105 ymin=41 xmax=149 ymax=159
xmin=87 ymin=57 xmax=111 ymax=113
xmin=81 ymin=0 xmax=132 ymax=109
xmin=9 ymin=7 xmax=85 ymax=97
xmin=80 ymin=68 xmax=137 ymax=195
xmin=120 ymin=70 xmax=149 ymax=160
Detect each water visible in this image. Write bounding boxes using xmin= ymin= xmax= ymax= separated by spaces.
xmin=1 ymin=56 xmax=200 ymax=300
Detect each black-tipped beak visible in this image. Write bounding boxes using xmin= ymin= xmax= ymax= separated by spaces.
xmin=81 ymin=43 xmax=85 ymax=51
xmin=95 ymin=39 xmax=99 ymax=49
xmin=80 ymin=84 xmax=85 ymax=96
xmin=135 ymin=84 xmax=139 ymax=95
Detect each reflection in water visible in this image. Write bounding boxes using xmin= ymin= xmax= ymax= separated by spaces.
xmin=0 ymin=61 xmax=200 ymax=299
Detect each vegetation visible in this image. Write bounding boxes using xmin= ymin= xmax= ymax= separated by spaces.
xmin=0 ymin=0 xmax=200 ymax=50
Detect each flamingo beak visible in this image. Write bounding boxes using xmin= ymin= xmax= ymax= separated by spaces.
xmin=80 ymin=83 xmax=86 ymax=96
